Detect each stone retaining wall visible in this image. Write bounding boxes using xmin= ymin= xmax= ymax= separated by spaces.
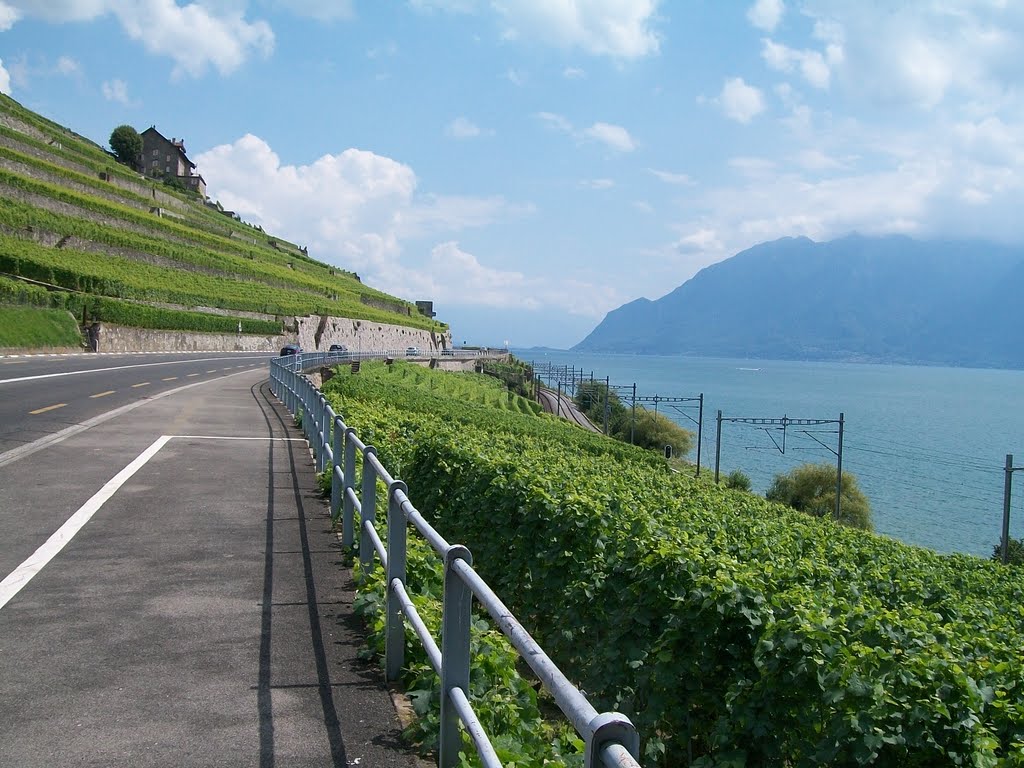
xmin=89 ymin=314 xmax=452 ymax=355
xmin=296 ymin=315 xmax=452 ymax=354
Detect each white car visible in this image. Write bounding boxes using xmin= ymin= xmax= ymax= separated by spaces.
xmin=405 ymin=346 xmax=421 ymax=356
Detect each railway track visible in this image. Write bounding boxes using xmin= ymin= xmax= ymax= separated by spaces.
xmin=537 ymin=386 xmax=600 ymax=432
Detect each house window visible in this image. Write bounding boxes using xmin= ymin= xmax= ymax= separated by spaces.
xmin=151 ymin=160 xmax=158 ymax=168
xmin=165 ymin=165 xmax=170 ymax=173
xmin=152 ymin=149 xmax=159 ymax=157
xmin=166 ymin=154 xmax=171 ymax=162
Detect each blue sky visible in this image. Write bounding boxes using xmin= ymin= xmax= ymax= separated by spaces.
xmin=2 ymin=1 xmax=1023 ymax=348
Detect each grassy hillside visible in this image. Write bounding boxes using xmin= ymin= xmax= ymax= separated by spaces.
xmin=0 ymin=94 xmax=443 ymax=345
xmin=326 ymin=361 xmax=1024 ymax=767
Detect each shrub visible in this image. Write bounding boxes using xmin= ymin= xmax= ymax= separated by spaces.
xmin=766 ymin=462 xmax=872 ymax=530
xmin=992 ymin=536 xmax=1024 ymax=565
xmin=724 ymin=469 xmax=752 ymax=491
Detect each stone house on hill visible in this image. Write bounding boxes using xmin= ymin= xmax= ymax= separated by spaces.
xmin=139 ymin=126 xmax=207 ymax=197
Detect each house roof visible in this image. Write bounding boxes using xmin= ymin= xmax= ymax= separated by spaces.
xmin=141 ymin=126 xmax=196 ymax=169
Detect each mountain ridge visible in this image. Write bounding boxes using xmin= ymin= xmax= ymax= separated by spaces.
xmin=574 ymin=234 xmax=1024 ymax=368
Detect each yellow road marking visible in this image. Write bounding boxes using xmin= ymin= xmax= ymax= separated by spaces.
xmin=90 ymin=390 xmax=115 ymax=399
xmin=30 ymin=403 xmax=66 ymax=415
xmin=132 ymin=382 xmax=150 ymax=388
xmin=162 ymin=376 xmax=178 ymax=381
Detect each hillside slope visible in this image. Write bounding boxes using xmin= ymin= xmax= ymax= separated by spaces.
xmin=0 ymin=94 xmax=442 ymax=347
xmin=575 ymin=234 xmax=1024 ymax=367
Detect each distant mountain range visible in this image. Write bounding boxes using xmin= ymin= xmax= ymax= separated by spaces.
xmin=574 ymin=235 xmax=1024 ymax=369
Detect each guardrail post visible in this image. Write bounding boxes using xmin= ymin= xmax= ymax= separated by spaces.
xmin=585 ymin=713 xmax=640 ymax=768
xmin=330 ymin=416 xmax=344 ymax=521
xmin=342 ymin=428 xmax=357 ymax=546
xmin=303 ymin=382 xmax=314 ymax=445
xmin=317 ymin=395 xmax=329 ymax=472
xmin=439 ymin=545 xmax=473 ymax=768
xmin=385 ymin=480 xmax=409 ymax=682
xmin=359 ymin=447 xmax=378 ymax=575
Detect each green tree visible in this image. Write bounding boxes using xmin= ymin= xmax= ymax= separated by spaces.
xmin=766 ymin=462 xmax=873 ymax=530
xmin=109 ymin=124 xmax=142 ymax=168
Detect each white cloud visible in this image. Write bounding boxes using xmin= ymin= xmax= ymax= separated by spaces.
xmin=718 ymin=77 xmax=765 ymax=123
xmin=0 ymin=59 xmax=10 ymax=95
xmin=537 ymin=111 xmax=574 ymax=134
xmin=747 ymin=0 xmax=783 ymax=32
xmin=563 ymin=66 xmax=586 ymax=79
xmin=415 ymin=0 xmax=662 ymax=58
xmin=794 ymin=148 xmax=844 ymax=171
xmin=273 ymin=0 xmax=354 ymax=21
xmin=423 ymin=241 xmax=533 ymax=309
xmin=0 ymin=1 xmax=274 ymax=77
xmin=446 ymin=116 xmax=482 ymax=138
xmin=505 ymin=67 xmax=526 ymax=85
xmin=393 ymin=241 xmax=622 ymax=318
xmin=0 ymin=3 xmax=20 ymax=30
xmin=794 ymin=2 xmax=1024 ymax=111
xmin=494 ymin=0 xmax=661 ymax=58
xmin=101 ymin=78 xmax=133 ymax=104
xmin=761 ymin=38 xmax=833 ymax=89
xmin=583 ymin=121 xmax=635 ymax=152
xmin=674 ymin=227 xmax=722 ymax=255
xmin=579 ymin=178 xmax=614 ymax=189
xmin=729 ymin=156 xmax=777 ymax=176
xmin=54 ymin=55 xmax=79 ymax=75
xmin=538 ymin=113 xmax=635 ymax=152
xmin=196 ymin=135 xmax=522 ymax=290
xmin=649 ymin=168 xmax=694 ymax=185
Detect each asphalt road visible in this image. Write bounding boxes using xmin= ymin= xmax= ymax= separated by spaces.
xmin=0 ymin=354 xmax=419 ymax=767
xmin=0 ymin=352 xmax=274 ymax=457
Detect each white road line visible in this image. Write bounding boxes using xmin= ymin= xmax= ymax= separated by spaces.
xmin=0 ymin=436 xmax=172 ymax=612
xmin=173 ymin=435 xmax=305 ymax=441
xmin=0 ymin=368 xmax=262 ymax=469
xmin=0 ymin=355 xmax=273 ymax=386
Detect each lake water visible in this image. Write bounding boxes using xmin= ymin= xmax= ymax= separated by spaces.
xmin=518 ymin=351 xmax=1024 ymax=558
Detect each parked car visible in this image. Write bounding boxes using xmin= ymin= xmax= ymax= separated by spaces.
xmin=328 ymin=344 xmax=348 ymax=358
xmin=279 ymin=344 xmax=300 ymax=357
xmin=405 ymin=346 xmax=421 ymax=356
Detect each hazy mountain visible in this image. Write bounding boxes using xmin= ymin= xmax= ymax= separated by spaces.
xmin=574 ymin=235 xmax=1024 ymax=368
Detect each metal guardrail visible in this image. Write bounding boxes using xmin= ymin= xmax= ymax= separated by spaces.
xmin=280 ymin=348 xmax=507 ymax=366
xmin=269 ymin=355 xmax=642 ymax=768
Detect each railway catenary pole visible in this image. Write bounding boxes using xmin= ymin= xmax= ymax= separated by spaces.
xmin=603 ymin=376 xmax=610 ymax=436
xmin=835 ymin=412 xmax=845 ymax=521
xmin=714 ymin=409 xmax=723 ymax=483
xmin=696 ymin=393 xmax=704 ymax=477
xmin=1000 ymin=454 xmax=1024 ymax=565
xmin=630 ymin=383 xmax=636 ymax=445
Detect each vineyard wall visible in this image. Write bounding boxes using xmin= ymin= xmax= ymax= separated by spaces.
xmin=90 ymin=314 xmax=451 ymax=355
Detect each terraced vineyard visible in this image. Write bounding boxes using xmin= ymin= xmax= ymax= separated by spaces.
xmin=326 ymin=361 xmax=1024 ymax=767
xmin=0 ymin=93 xmax=442 ymax=347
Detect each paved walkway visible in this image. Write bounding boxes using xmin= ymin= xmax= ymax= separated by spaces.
xmin=0 ymin=369 xmax=420 ymax=767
